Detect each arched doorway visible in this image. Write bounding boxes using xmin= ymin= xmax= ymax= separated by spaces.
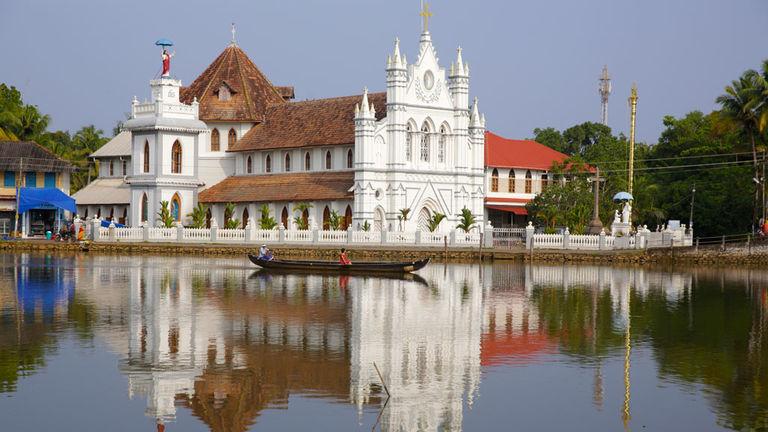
xmin=242 ymin=207 xmax=249 ymax=229
xmin=301 ymin=209 xmax=309 ymax=229
xmin=373 ymin=207 xmax=385 ymax=232
xmin=281 ymin=207 xmax=289 ymax=228
xmin=322 ymin=206 xmax=330 ymax=230
xmin=417 ymin=207 xmax=431 ymax=232
xmin=342 ymin=205 xmax=352 ymax=230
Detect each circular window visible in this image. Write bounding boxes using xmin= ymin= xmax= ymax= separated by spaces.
xmin=423 ymin=70 xmax=434 ymax=90
xmin=375 ymin=189 xmax=383 ymax=200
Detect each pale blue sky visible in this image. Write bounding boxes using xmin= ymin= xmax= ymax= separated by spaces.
xmin=1 ymin=0 xmax=767 ymax=143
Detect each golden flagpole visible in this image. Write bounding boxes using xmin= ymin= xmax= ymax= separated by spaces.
xmin=628 ymin=84 xmax=638 ymax=196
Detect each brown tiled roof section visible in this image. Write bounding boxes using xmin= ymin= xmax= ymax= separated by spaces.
xmin=199 ymin=171 xmax=353 ymax=204
xmin=179 ymin=45 xmax=286 ymax=122
xmin=229 ymin=92 xmax=386 ymax=152
xmin=276 ymin=86 xmax=295 ymax=100
xmin=0 ymin=141 xmax=75 ymax=172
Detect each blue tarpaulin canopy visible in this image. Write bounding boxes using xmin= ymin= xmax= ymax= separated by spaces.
xmin=100 ymin=219 xmax=126 ymax=228
xmin=18 ymin=187 xmax=76 ymax=214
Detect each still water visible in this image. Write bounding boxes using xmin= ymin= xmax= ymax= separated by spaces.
xmin=0 ymin=253 xmax=766 ymax=431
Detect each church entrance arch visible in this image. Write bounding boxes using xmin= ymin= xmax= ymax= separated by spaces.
xmin=416 ymin=198 xmax=440 ymax=232
xmin=373 ymin=207 xmax=386 ymax=232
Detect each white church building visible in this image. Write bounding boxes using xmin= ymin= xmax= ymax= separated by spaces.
xmin=75 ymin=10 xmax=488 ymax=232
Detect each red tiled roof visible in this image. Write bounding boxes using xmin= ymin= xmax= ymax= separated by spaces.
xmin=485 ymin=197 xmax=530 ymax=204
xmin=180 ymin=45 xmax=287 ymax=122
xmin=486 ymin=205 xmax=528 ymax=215
xmin=229 ymin=93 xmax=387 ymax=152
xmin=198 ymin=171 xmax=353 ymax=204
xmin=485 ymin=131 xmax=569 ymax=171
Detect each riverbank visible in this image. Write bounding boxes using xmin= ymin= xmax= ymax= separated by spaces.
xmin=1 ymin=240 xmax=766 ymax=265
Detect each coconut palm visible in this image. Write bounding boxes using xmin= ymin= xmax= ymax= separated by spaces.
xmin=456 ymin=207 xmax=476 ymax=232
xmin=427 ymin=212 xmax=446 ymax=232
xmin=187 ymin=203 xmax=208 ymax=228
xmin=292 ymin=202 xmax=313 ymax=230
xmin=397 ymin=208 xmax=411 ymax=231
xmin=328 ymin=210 xmax=342 ymax=230
xmin=223 ymin=202 xmax=240 ymax=229
xmin=717 ymin=71 xmax=763 ymax=227
xmin=156 ymin=201 xmax=175 ymax=228
xmin=258 ymin=204 xmax=277 ymax=230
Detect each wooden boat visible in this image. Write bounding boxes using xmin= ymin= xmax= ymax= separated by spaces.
xmin=248 ymin=269 xmax=430 ymax=286
xmin=248 ymin=255 xmax=430 ymax=274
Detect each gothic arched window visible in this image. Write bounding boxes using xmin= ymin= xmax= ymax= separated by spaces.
xmin=143 ymin=140 xmax=150 ymax=173
xmin=228 ymin=129 xmax=237 ymax=149
xmin=285 ymin=153 xmax=291 ymax=172
xmin=325 ymin=151 xmax=332 ymax=170
xmin=141 ymin=193 xmax=148 ymax=223
xmin=304 ymin=152 xmax=311 ymax=171
xmin=211 ymin=129 xmax=220 ymax=152
xmin=406 ymin=124 xmax=413 ymax=161
xmin=343 ymin=205 xmax=353 ymax=230
xmin=491 ymin=168 xmax=499 ymax=192
xmin=246 ymin=155 xmax=253 ymax=174
xmin=322 ymin=206 xmax=330 ymax=230
xmin=541 ymin=173 xmax=549 ymax=192
xmin=281 ymin=206 xmax=289 ymax=228
xmin=265 ymin=154 xmax=272 ymax=173
xmin=171 ymin=140 xmax=182 ymax=174
xmin=438 ymin=126 xmax=446 ymax=163
xmin=347 ymin=149 xmax=353 ymax=169
xmin=420 ymin=123 xmax=430 ymax=162
xmin=508 ymin=170 xmax=516 ymax=193
xmin=525 ymin=170 xmax=533 ymax=194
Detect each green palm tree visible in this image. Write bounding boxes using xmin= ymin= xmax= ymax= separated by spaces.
xmin=292 ymin=202 xmax=313 ymax=230
xmin=717 ymin=71 xmax=763 ymax=227
xmin=427 ymin=212 xmax=446 ymax=232
xmin=187 ymin=203 xmax=208 ymax=228
xmin=258 ymin=204 xmax=277 ymax=230
xmin=456 ymin=207 xmax=476 ymax=232
xmin=223 ymin=202 xmax=240 ymax=229
xmin=397 ymin=208 xmax=411 ymax=231
xmin=157 ymin=201 xmax=175 ymax=228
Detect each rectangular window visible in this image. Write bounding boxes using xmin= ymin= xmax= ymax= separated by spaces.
xmin=44 ymin=173 xmax=56 ymax=188
xmin=3 ymin=171 xmax=15 ymax=187
xmin=25 ymin=172 xmax=37 ymax=188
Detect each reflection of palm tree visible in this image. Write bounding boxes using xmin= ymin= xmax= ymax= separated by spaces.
xmin=622 ymin=284 xmax=631 ymax=431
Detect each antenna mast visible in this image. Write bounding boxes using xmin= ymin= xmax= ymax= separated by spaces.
xmin=599 ymin=65 xmax=612 ymax=126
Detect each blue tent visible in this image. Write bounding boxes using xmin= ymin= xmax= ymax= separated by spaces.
xmin=17 ymin=187 xmax=77 ymax=214
xmin=100 ymin=219 xmax=126 ymax=228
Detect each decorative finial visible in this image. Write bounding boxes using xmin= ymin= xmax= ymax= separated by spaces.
xmin=420 ymin=1 xmax=433 ymax=33
xmin=231 ymin=23 xmax=237 ymax=45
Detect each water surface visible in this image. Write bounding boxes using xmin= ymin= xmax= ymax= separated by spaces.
xmin=0 ymin=253 xmax=766 ymax=431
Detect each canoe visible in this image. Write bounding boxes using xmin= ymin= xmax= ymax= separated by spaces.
xmin=248 ymin=255 xmax=430 ymax=274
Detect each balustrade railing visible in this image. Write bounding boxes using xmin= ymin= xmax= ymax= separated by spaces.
xmin=319 ymin=230 xmax=346 ymax=243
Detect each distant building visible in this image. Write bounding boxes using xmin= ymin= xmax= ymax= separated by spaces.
xmin=484 ymin=132 xmax=570 ymax=228
xmin=73 ymin=131 xmax=132 ymax=223
xmin=0 ymin=140 xmax=74 ymax=236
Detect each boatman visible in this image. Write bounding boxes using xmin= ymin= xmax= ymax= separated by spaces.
xmin=258 ymin=244 xmax=274 ymax=261
xmin=339 ymin=248 xmax=351 ymax=265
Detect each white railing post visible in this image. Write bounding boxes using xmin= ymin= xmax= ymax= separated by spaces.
xmin=210 ymin=218 xmax=218 ymax=242
xmin=142 ymin=222 xmax=149 ymax=242
xmin=484 ymin=221 xmax=494 ymax=248
xmin=176 ymin=224 xmax=184 ymax=242
xmin=563 ymin=227 xmax=570 ymax=249
xmin=449 ymin=230 xmax=457 ymax=246
xmin=245 ymin=217 xmax=255 ymax=243
xmin=414 ymin=230 xmax=422 ymax=245
xmin=108 ymin=220 xmax=116 ymax=242
xmin=599 ymin=229 xmax=606 ymax=250
xmin=278 ymin=224 xmax=286 ymax=243
xmin=92 ymin=218 xmax=101 ymax=241
xmin=347 ymin=226 xmax=353 ymax=244
xmin=525 ymin=222 xmax=535 ymax=249
xmin=311 ymin=221 xmax=319 ymax=244
xmin=381 ymin=229 xmax=388 ymax=245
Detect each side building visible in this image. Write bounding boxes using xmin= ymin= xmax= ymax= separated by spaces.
xmin=484 ymin=132 xmax=569 ymax=228
xmin=0 ymin=140 xmax=74 ymax=236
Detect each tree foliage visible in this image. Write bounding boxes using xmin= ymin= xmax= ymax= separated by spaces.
xmin=156 ymin=201 xmax=175 ymax=228
xmin=427 ymin=212 xmax=446 ymax=232
xmin=456 ymin=207 xmax=476 ymax=232
xmin=187 ymin=203 xmax=208 ymax=229
xmin=258 ymin=204 xmax=277 ymax=230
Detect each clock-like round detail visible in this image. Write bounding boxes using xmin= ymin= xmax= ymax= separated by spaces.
xmin=423 ymin=70 xmax=435 ymax=90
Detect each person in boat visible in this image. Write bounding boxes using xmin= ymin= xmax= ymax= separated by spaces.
xmin=258 ymin=244 xmax=274 ymax=261
xmin=339 ymin=248 xmax=352 ymax=265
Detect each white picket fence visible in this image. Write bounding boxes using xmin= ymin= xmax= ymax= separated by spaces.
xmin=352 ymin=231 xmax=381 ymax=244
xmin=183 ymin=228 xmax=211 ymax=242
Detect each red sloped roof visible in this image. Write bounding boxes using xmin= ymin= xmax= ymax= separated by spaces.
xmin=485 ymin=131 xmax=569 ymax=171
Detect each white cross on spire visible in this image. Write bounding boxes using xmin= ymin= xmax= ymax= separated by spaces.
xmin=231 ymin=23 xmax=237 ymax=45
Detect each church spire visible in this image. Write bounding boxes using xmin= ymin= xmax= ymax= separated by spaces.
xmin=230 ymin=23 xmax=237 ymax=46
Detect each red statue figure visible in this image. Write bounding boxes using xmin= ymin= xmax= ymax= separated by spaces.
xmin=161 ymin=48 xmax=174 ymax=77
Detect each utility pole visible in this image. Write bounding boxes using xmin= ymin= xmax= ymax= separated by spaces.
xmin=587 ymin=167 xmax=604 ymax=234
xmin=599 ymin=66 xmax=612 ymax=126
xmin=627 ymin=83 xmax=638 ymax=196
xmin=689 ymin=182 xmax=696 ymax=232
xmin=13 ymin=157 xmax=22 ymax=236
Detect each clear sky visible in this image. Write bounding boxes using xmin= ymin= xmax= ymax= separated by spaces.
xmin=1 ymin=0 xmax=767 ymax=143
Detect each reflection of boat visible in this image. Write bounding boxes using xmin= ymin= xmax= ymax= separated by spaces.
xmin=248 ymin=256 xmax=430 ymax=274
xmin=248 ymin=269 xmax=430 ymax=287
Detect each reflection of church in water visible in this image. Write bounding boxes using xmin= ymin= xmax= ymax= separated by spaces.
xmin=74 ymin=256 xmax=699 ymax=432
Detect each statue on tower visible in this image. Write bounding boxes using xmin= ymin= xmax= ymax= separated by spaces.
xmin=155 ymin=39 xmax=175 ymax=77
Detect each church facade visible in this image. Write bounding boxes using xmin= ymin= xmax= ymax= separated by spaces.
xmin=101 ymin=15 xmax=485 ymax=232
